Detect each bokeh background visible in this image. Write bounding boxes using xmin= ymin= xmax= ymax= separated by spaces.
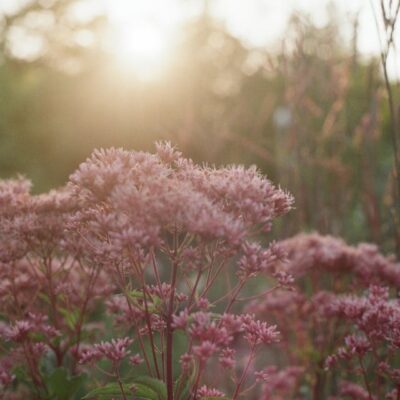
xmin=1 ymin=0 xmax=399 ymax=253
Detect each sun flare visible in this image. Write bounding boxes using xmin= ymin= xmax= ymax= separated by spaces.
xmin=111 ymin=23 xmax=171 ymax=80
xmin=104 ymin=1 xmax=184 ymax=81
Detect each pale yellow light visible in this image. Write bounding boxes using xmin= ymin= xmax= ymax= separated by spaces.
xmin=111 ymin=23 xmax=171 ymax=81
xmin=103 ymin=0 xmax=185 ymax=81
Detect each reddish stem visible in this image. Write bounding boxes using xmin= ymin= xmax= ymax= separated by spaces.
xmin=166 ymin=259 xmax=178 ymax=400
xmin=232 ymin=345 xmax=256 ymax=400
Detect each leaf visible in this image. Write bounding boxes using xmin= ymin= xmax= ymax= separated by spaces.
xmin=13 ymin=365 xmax=31 ymax=386
xmin=132 ymin=383 xmax=160 ymax=400
xmin=83 ymin=377 xmax=167 ymax=400
xmin=82 ymin=383 xmax=132 ymax=399
xmin=200 ymin=398 xmax=230 ymax=400
xmin=46 ymin=367 xmax=86 ymax=400
xmin=59 ymin=307 xmax=80 ymax=330
xmin=38 ymin=292 xmax=51 ymax=304
xmin=129 ymin=290 xmax=144 ymax=299
xmin=150 ymin=295 xmax=162 ymax=307
xmin=133 ymin=376 xmax=167 ymax=400
xmin=174 ymin=375 xmax=191 ymax=400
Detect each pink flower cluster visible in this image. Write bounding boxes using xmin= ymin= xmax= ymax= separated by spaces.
xmin=280 ymin=232 xmax=400 ymax=287
xmin=251 ymin=233 xmax=400 ymax=399
xmin=2 ymin=144 xmax=400 ymax=400
xmin=77 ymin=337 xmax=133 ymax=364
xmin=0 ymin=143 xmax=294 ymax=400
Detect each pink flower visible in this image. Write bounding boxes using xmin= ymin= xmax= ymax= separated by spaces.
xmin=79 ymin=337 xmax=133 ymax=364
xmin=197 ymin=298 xmax=210 ymax=310
xmin=278 ymin=233 xmax=400 ymax=288
xmin=193 ymin=341 xmax=217 ymax=363
xmin=219 ymin=348 xmax=236 ymax=369
xmin=238 ymin=241 xmax=285 ymax=279
xmin=259 ymin=366 xmax=304 ymax=398
xmin=196 ymin=385 xmax=225 ymax=398
xmin=339 ymin=381 xmax=376 ymax=400
xmin=129 ymin=354 xmax=143 ymax=366
xmin=0 ymin=358 xmax=14 ymax=387
xmin=344 ymin=334 xmax=371 ymax=356
xmin=273 ymin=270 xmax=294 ymax=287
xmin=180 ymin=353 xmax=194 ymax=372
xmin=172 ymin=309 xmax=189 ymax=329
xmin=241 ymin=315 xmax=280 ymax=346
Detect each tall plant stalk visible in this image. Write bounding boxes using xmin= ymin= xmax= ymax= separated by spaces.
xmin=370 ymin=0 xmax=400 ymax=253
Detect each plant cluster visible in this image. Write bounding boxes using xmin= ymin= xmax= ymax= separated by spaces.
xmin=250 ymin=233 xmax=400 ymax=399
xmin=0 ymin=143 xmax=294 ymax=400
xmin=2 ymin=144 xmax=400 ymax=400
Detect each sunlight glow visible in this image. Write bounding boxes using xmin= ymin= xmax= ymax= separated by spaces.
xmin=111 ymin=23 xmax=171 ymax=81
xmin=0 ymin=0 xmax=394 ymax=76
xmin=103 ymin=0 xmax=192 ymax=81
xmin=101 ymin=0 xmax=390 ymax=81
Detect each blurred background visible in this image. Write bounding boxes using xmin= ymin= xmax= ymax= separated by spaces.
xmin=1 ymin=0 xmax=400 ymax=253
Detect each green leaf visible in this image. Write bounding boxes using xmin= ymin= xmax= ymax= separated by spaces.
xmin=133 ymin=376 xmax=167 ymax=400
xmin=59 ymin=307 xmax=80 ymax=330
xmin=13 ymin=365 xmax=31 ymax=386
xmin=132 ymin=383 xmax=160 ymax=400
xmin=38 ymin=292 xmax=51 ymax=304
xmin=82 ymin=383 xmax=132 ymax=399
xmin=150 ymin=295 xmax=162 ymax=307
xmin=46 ymin=367 xmax=86 ymax=400
xmin=174 ymin=375 xmax=191 ymax=400
xmin=200 ymin=398 xmax=230 ymax=400
xmin=129 ymin=290 xmax=144 ymax=299
xmin=83 ymin=377 xmax=167 ymax=400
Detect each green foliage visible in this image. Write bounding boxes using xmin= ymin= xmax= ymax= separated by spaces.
xmin=133 ymin=376 xmax=167 ymax=400
xmin=174 ymin=375 xmax=191 ymax=400
xmin=45 ymin=368 xmax=86 ymax=400
xmin=59 ymin=307 xmax=80 ymax=330
xmin=200 ymin=398 xmax=230 ymax=400
xmin=83 ymin=377 xmax=167 ymax=400
xmin=83 ymin=383 xmax=132 ymax=399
